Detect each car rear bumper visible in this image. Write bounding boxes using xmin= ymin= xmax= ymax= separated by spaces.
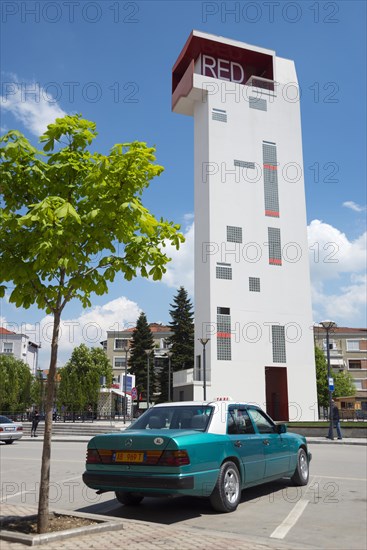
xmin=83 ymin=471 xmax=194 ymax=491
xmin=0 ymin=433 xmax=23 ymax=442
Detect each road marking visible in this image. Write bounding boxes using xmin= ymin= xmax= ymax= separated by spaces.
xmin=0 ymin=475 xmax=81 ymax=503
xmin=312 ymin=474 xmax=367 ymax=481
xmin=270 ymin=499 xmax=309 ymax=539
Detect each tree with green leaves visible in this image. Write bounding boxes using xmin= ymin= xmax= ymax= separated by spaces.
xmin=315 ymin=346 xmax=329 ymax=409
xmin=0 ymin=355 xmax=33 ymax=413
xmin=57 ymin=344 xmax=112 ymax=415
xmin=315 ymin=346 xmax=356 ymax=412
xmin=128 ymin=313 xmax=155 ymax=402
xmin=168 ymin=287 xmax=194 ymax=371
xmin=0 ymin=115 xmax=183 ymax=532
xmin=334 ymin=369 xmax=356 ymax=398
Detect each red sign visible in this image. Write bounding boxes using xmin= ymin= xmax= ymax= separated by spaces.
xmin=131 ymin=387 xmax=138 ymax=400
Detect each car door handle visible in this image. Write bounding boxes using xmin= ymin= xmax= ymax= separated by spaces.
xmin=263 ymin=439 xmax=270 ymax=446
xmin=234 ymin=440 xmax=242 ymax=448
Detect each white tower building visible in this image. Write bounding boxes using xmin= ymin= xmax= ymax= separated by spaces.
xmin=172 ymin=31 xmax=317 ymax=421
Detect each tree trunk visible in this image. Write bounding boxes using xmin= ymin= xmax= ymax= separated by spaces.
xmin=37 ymin=309 xmax=61 ymax=533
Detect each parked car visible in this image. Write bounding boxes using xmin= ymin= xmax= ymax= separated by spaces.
xmin=0 ymin=415 xmax=23 ymax=444
xmin=83 ymin=400 xmax=311 ymax=513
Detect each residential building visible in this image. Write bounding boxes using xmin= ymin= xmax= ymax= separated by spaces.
xmin=0 ymin=327 xmax=41 ymax=375
xmin=102 ymin=323 xmax=173 ymax=387
xmin=314 ymin=326 xmax=367 ymax=416
xmin=172 ymin=31 xmax=317 ymax=420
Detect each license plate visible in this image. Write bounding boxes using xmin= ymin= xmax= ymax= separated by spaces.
xmin=115 ymin=451 xmax=144 ymax=463
xmin=5 ymin=427 xmax=15 ymax=431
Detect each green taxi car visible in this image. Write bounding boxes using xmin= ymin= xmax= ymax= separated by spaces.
xmin=83 ymin=400 xmax=311 ymax=513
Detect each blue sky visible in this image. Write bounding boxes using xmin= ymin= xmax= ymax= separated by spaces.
xmin=1 ymin=0 xmax=366 ymax=368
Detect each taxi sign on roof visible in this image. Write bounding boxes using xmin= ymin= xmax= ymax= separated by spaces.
xmin=216 ymin=396 xmax=232 ymax=401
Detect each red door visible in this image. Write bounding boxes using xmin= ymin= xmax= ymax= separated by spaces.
xmin=265 ymin=367 xmax=289 ymax=421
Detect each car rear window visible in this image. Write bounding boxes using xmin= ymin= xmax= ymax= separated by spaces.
xmin=0 ymin=416 xmax=13 ymax=424
xmin=128 ymin=406 xmax=213 ymax=431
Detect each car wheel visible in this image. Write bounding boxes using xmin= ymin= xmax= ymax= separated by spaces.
xmin=5 ymin=440 xmax=14 ymax=445
xmin=210 ymin=460 xmax=241 ymax=513
xmin=291 ymin=448 xmax=309 ymax=486
xmin=115 ymin=491 xmax=144 ymax=506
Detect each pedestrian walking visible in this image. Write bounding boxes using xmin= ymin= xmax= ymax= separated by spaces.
xmin=332 ymin=400 xmax=343 ymax=439
xmin=31 ymin=409 xmax=40 ymax=437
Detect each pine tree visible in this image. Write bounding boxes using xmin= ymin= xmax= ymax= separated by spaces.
xmin=128 ymin=313 xmax=155 ymax=403
xmin=168 ymin=287 xmax=194 ymax=371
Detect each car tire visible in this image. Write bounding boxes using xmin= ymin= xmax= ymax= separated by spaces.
xmin=291 ymin=448 xmax=309 ymax=486
xmin=5 ymin=440 xmax=14 ymax=445
xmin=115 ymin=491 xmax=144 ymax=506
xmin=210 ymin=460 xmax=241 ymax=513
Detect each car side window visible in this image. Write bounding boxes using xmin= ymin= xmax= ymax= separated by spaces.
xmin=227 ymin=407 xmax=255 ymax=435
xmin=248 ymin=408 xmax=276 ymax=434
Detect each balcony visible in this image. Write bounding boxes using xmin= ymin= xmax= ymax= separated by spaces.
xmin=173 ymin=368 xmax=211 ymax=387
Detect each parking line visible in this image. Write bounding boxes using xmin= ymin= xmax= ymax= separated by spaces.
xmin=270 ymin=499 xmax=309 ymax=539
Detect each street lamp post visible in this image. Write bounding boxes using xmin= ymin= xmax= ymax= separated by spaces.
xmin=166 ymin=351 xmax=173 ymax=402
xmin=320 ymin=320 xmax=337 ymax=440
xmin=144 ymin=349 xmax=153 ymax=409
xmin=198 ymin=338 xmax=210 ymax=401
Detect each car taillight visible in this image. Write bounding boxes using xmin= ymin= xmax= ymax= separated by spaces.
xmin=16 ymin=426 xmax=23 ymax=431
xmin=159 ymin=450 xmax=190 ymax=466
xmin=0 ymin=428 xmax=3 ymax=432
xmin=86 ymin=449 xmax=101 ymax=464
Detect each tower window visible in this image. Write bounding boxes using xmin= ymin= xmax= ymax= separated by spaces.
xmin=212 ymin=108 xmax=227 ymax=122
xmin=249 ymin=277 xmax=261 ymax=292
xmin=272 ymin=325 xmax=286 ymax=363
xmin=227 ymin=225 xmax=242 ymax=243
xmin=249 ymin=97 xmax=267 ymax=111
xmin=234 ymin=159 xmax=255 ymax=170
xmin=217 ymin=309 xmax=231 ymax=361
xmin=216 ymin=263 xmax=232 ymax=280
xmin=263 ymin=142 xmax=279 ymax=217
xmin=268 ymin=227 xmax=282 ymax=265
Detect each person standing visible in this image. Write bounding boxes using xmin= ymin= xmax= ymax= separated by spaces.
xmin=31 ymin=409 xmax=40 ymax=437
xmin=332 ymin=400 xmax=343 ymax=440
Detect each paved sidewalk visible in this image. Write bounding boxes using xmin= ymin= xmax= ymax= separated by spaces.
xmin=0 ymin=503 xmax=315 ymax=550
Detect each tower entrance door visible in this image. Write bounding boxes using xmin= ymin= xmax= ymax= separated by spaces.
xmin=265 ymin=367 xmax=289 ymax=421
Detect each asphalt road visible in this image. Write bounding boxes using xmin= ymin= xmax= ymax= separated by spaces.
xmin=1 ymin=441 xmax=366 ymax=550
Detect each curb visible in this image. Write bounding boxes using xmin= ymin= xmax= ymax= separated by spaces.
xmin=0 ymin=509 xmax=124 ymax=547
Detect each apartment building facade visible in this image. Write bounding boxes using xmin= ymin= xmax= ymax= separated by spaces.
xmin=0 ymin=327 xmax=40 ymax=375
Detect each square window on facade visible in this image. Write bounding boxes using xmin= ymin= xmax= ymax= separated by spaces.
xmin=249 ymin=277 xmax=260 ymax=292
xmin=346 ymin=340 xmax=360 ymax=352
xmin=3 ymin=343 xmax=13 ymax=354
xmin=114 ymin=357 xmax=126 ymax=368
xmin=114 ymin=338 xmax=129 ymax=351
xmin=227 ymin=226 xmax=242 ymax=243
xmin=216 ymin=263 xmax=232 ymax=280
xmin=349 ymin=360 xmax=362 ymax=369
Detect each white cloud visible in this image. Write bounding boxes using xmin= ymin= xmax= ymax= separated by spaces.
xmin=307 ymin=220 xmax=366 ymax=326
xmin=1 ymin=76 xmax=67 ymax=136
xmin=18 ymin=297 xmax=141 ymax=369
xmin=343 ymin=201 xmax=366 ymax=213
xmin=159 ymin=221 xmax=194 ymax=296
xmin=307 ymin=219 xmax=366 ymax=281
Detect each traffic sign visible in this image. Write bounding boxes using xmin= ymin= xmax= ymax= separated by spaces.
xmin=328 ymin=377 xmax=334 ymax=391
xmin=131 ymin=387 xmax=138 ymax=400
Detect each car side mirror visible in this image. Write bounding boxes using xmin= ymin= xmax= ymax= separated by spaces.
xmin=276 ymin=423 xmax=287 ymax=434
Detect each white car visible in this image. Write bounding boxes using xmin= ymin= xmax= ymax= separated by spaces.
xmin=0 ymin=415 xmax=23 ymax=444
